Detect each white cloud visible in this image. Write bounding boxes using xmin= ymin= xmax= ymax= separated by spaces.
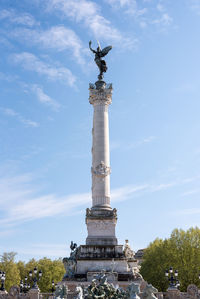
xmin=17 ymin=243 xmax=68 ymax=258
xmin=176 ymin=208 xmax=200 ymax=216
xmin=0 ymin=9 xmax=38 ymax=26
xmin=12 ymin=26 xmax=86 ymax=65
xmin=0 ymin=72 xmax=19 ymax=82
xmin=152 ymin=13 xmax=173 ymax=26
xmin=111 ymin=184 xmax=149 ymax=201
xmin=107 ymin=0 xmax=173 ymax=30
xmin=106 ymin=0 xmax=147 ymax=16
xmin=12 ymin=52 xmax=76 ymax=86
xmin=126 ymin=136 xmax=156 ymax=149
xmin=0 ymin=173 xmax=90 ymax=227
xmin=139 ymin=21 xmax=147 ymax=28
xmin=0 ymin=107 xmax=39 ymax=128
xmin=32 ymin=85 xmax=60 ymax=110
xmin=181 ymin=189 xmax=200 ymax=197
xmin=0 ymin=171 xmax=198 ymax=229
xmin=110 ymin=135 xmax=156 ymax=151
xmin=46 ymin=0 xmax=135 ymax=48
xmin=0 ymin=243 xmax=68 ymax=260
xmin=0 ymin=229 xmax=16 ymax=237
xmin=189 ymin=0 xmax=200 ymax=15
xmin=156 ymin=3 xmax=165 ymax=12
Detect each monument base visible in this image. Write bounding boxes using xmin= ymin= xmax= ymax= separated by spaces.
xmin=62 ymin=240 xmax=143 ymax=292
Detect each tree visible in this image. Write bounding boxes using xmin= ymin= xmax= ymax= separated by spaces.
xmin=0 ymin=252 xmax=20 ymax=291
xmin=16 ymin=261 xmax=26 ymax=279
xmin=140 ymin=227 xmax=200 ymax=292
xmin=17 ymin=257 xmax=65 ymax=292
xmin=37 ymin=258 xmax=65 ymax=292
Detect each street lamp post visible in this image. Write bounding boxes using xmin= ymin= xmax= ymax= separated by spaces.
xmin=51 ymin=280 xmax=55 ymax=293
xmin=0 ymin=271 xmax=6 ymax=291
xmin=29 ymin=267 xmax=42 ymax=289
xmin=20 ymin=280 xmax=23 ymax=293
xmin=20 ymin=276 xmax=30 ymax=293
xmin=165 ymin=267 xmax=180 ymax=289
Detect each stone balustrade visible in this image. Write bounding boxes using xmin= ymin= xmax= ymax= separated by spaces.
xmin=0 ymin=283 xmax=199 ymax=299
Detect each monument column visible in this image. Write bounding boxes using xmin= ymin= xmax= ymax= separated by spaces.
xmin=86 ymin=82 xmax=117 ymax=246
xmin=85 ymin=41 xmax=117 ymax=246
xmin=62 ymin=42 xmax=140 ymax=284
xmin=90 ymin=84 xmax=112 ymax=210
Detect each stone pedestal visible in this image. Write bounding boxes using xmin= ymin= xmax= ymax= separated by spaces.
xmin=28 ymin=288 xmax=40 ymax=299
xmin=86 ymin=208 xmax=117 ymax=245
xmin=166 ymin=287 xmax=181 ymax=299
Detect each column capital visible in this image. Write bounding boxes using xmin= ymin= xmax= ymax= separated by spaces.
xmin=89 ymin=82 xmax=112 ymax=106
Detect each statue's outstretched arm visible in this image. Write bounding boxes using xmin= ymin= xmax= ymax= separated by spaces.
xmin=89 ymin=40 xmax=97 ymax=54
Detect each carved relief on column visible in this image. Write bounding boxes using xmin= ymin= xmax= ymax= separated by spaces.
xmin=91 ymin=161 xmax=111 ymax=177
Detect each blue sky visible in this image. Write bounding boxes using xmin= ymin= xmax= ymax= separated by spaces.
xmin=0 ymin=0 xmax=200 ymax=261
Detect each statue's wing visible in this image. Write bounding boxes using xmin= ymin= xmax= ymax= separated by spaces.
xmin=70 ymin=241 xmax=73 ymax=250
xmin=101 ymin=46 xmax=112 ymax=57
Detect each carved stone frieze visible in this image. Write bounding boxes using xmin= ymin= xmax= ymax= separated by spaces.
xmin=91 ymin=161 xmax=111 ymax=177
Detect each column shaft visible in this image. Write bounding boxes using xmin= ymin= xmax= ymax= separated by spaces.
xmin=89 ymin=86 xmax=112 ymax=210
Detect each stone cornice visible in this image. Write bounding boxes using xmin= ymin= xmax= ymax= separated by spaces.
xmin=86 ymin=208 xmax=117 ymax=220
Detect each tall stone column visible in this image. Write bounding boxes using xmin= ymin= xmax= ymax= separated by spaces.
xmin=90 ymin=84 xmax=112 ymax=210
xmin=86 ymin=82 xmax=117 ymax=246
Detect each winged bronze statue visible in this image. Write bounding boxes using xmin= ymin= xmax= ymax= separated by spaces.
xmin=89 ymin=40 xmax=112 ymax=81
xmin=70 ymin=241 xmax=77 ymax=252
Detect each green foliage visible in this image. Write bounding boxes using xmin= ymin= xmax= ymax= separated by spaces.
xmin=37 ymin=258 xmax=65 ymax=292
xmin=0 ymin=253 xmax=65 ymax=292
xmin=16 ymin=261 xmax=26 ymax=278
xmin=20 ymin=257 xmax=65 ymax=292
xmin=140 ymin=227 xmax=200 ymax=292
xmin=0 ymin=252 xmax=20 ymax=291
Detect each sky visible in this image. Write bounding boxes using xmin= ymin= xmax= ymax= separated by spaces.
xmin=0 ymin=0 xmax=200 ymax=262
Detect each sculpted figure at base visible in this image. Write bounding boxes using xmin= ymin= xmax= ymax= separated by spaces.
xmin=54 ymin=285 xmax=68 ymax=299
xmin=186 ymin=284 xmax=200 ymax=299
xmin=85 ymin=271 xmax=122 ymax=299
xmin=130 ymin=267 xmax=143 ymax=281
xmin=75 ymin=286 xmax=84 ymax=299
xmin=63 ymin=241 xmax=78 ymax=279
xmin=89 ymin=41 xmax=112 ymax=81
xmin=126 ymin=283 xmax=140 ymax=299
xmin=141 ymin=284 xmax=158 ymax=299
xmin=124 ymin=240 xmax=135 ymax=259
